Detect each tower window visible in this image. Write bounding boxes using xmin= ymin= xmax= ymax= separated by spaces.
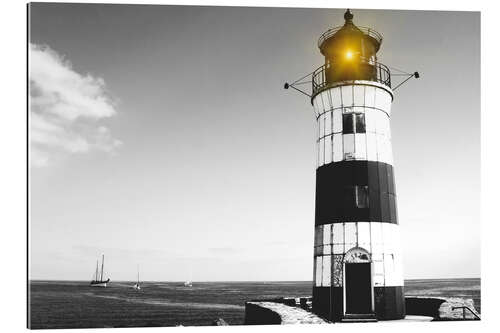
xmin=343 ymin=185 xmax=370 ymax=209
xmin=355 ymin=186 xmax=369 ymax=208
xmin=343 ymin=114 xmax=354 ymax=133
xmin=355 ymin=113 xmax=366 ymax=133
xmin=342 ymin=113 xmax=366 ymax=134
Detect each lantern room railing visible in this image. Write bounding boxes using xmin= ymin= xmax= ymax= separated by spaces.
xmin=318 ymin=26 xmax=383 ymax=50
xmin=311 ymin=60 xmax=391 ymax=99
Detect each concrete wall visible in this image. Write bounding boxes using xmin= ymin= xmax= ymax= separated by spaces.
xmin=405 ymin=297 xmax=480 ymax=320
xmin=244 ymin=301 xmax=327 ymax=325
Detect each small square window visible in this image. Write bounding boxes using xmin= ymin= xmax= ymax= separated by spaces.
xmin=343 ymin=114 xmax=354 ymax=134
xmin=344 ymin=185 xmax=370 ymax=209
xmin=343 ymin=113 xmax=365 ymax=134
xmin=355 ymin=113 xmax=366 ymax=133
xmin=355 ymin=186 xmax=369 ymax=208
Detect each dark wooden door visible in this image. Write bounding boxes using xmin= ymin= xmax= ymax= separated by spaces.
xmin=345 ymin=263 xmax=372 ymax=314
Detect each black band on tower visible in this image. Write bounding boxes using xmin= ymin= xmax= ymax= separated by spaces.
xmin=315 ymin=160 xmax=398 ymax=225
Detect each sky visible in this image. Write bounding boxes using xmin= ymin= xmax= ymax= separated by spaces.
xmin=29 ymin=3 xmax=480 ymax=281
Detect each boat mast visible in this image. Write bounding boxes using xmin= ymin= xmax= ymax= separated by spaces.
xmin=95 ymin=260 xmax=99 ymax=281
xmin=100 ymin=255 xmax=104 ymax=282
xmin=137 ymin=265 xmax=140 ymax=284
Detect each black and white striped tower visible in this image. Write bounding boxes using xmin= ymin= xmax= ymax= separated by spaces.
xmin=308 ymin=10 xmax=405 ymax=322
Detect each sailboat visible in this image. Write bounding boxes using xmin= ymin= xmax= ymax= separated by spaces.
xmin=90 ymin=255 xmax=110 ymax=287
xmin=133 ymin=265 xmax=141 ymax=290
xmin=183 ymin=268 xmax=193 ymax=287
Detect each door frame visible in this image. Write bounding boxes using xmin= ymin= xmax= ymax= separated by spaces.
xmin=342 ymin=247 xmax=375 ymax=316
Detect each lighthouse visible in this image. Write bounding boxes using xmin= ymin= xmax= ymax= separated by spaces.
xmin=287 ymin=10 xmax=408 ymax=322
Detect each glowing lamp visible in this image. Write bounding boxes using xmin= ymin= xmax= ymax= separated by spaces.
xmin=345 ymin=50 xmax=353 ymax=59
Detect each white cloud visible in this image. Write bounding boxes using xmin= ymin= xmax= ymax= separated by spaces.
xmin=29 ymin=43 xmax=121 ymax=167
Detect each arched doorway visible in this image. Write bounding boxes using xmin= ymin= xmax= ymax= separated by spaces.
xmin=343 ymin=247 xmax=374 ymax=316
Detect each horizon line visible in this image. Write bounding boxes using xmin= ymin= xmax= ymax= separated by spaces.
xmin=28 ymin=277 xmax=481 ymax=283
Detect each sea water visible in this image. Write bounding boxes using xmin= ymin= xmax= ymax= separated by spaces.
xmin=29 ymin=279 xmax=480 ymax=329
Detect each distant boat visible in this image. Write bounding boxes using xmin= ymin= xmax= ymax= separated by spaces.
xmin=90 ymin=255 xmax=110 ymax=287
xmin=133 ymin=265 xmax=141 ymax=290
xmin=184 ymin=268 xmax=193 ymax=287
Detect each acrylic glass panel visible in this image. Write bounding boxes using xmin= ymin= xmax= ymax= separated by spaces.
xmin=317 ymin=91 xmax=325 ymax=112
xmin=366 ymin=132 xmax=378 ymax=161
xmin=341 ymin=85 xmax=353 ymax=107
xmin=324 ymin=110 xmax=332 ymax=137
xmin=319 ymin=137 xmax=325 ymax=167
xmin=322 ymin=255 xmax=331 ymax=286
xmin=332 ymin=223 xmax=344 ymax=244
xmin=318 ymin=113 xmax=325 ymax=139
xmin=316 ymin=141 xmax=320 ymax=167
xmin=376 ymin=134 xmax=387 ymax=163
xmin=332 ymin=244 xmax=344 ymax=255
xmin=374 ymin=110 xmax=387 ymax=136
xmin=379 ymin=112 xmax=390 ymax=137
xmin=386 ymin=138 xmax=394 ymax=165
xmin=357 ymin=222 xmax=371 ymax=248
xmin=353 ymin=85 xmax=365 ymax=106
xmin=364 ymin=85 xmax=376 ymax=107
xmin=354 ymin=133 xmax=367 ymax=160
xmin=373 ymin=261 xmax=385 ymax=287
xmin=382 ymin=135 xmax=391 ymax=165
xmin=324 ymin=91 xmax=332 ymax=112
xmin=333 ymin=133 xmax=343 ymax=162
xmin=333 ymin=109 xmax=342 ymax=133
xmin=382 ymin=231 xmax=395 ymax=254
xmin=331 ymin=86 xmax=342 ymax=109
xmin=343 ymin=134 xmax=355 ymax=160
xmin=344 ymin=222 xmax=357 ymax=245
xmin=370 ymin=222 xmax=383 ymax=255
xmin=312 ymin=256 xmax=316 ymax=286
xmin=323 ymin=90 xmax=332 ymax=111
xmin=325 ymin=135 xmax=332 ymax=164
xmin=383 ymin=254 xmax=396 ymax=285
xmin=315 ymin=256 xmax=323 ymax=286
xmin=364 ymin=108 xmax=376 ymax=133
xmin=386 ymin=118 xmax=392 ymax=139
xmin=323 ymin=224 xmax=331 ymax=245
